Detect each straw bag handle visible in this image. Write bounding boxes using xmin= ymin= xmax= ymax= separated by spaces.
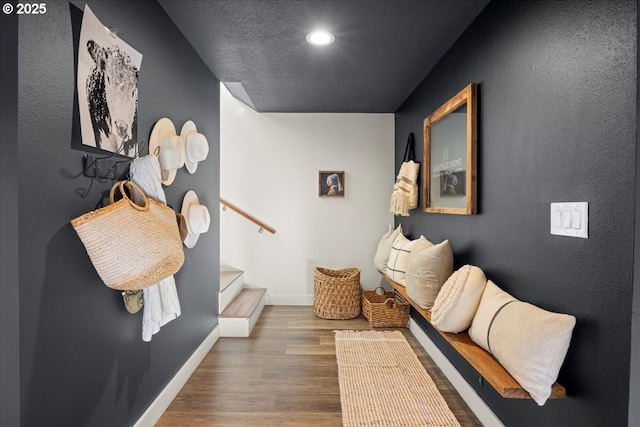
xmin=109 ymin=181 xmax=149 ymax=212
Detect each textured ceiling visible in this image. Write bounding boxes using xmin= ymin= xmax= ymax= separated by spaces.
xmin=159 ymin=0 xmax=490 ymax=113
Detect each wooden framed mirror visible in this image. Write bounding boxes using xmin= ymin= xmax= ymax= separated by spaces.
xmin=423 ymin=83 xmax=477 ymax=214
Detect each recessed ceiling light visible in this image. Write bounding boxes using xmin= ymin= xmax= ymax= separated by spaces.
xmin=306 ymin=30 xmax=335 ymax=46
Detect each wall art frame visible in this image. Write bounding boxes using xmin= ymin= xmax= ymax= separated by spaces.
xmin=423 ymin=83 xmax=477 ymax=214
xmin=319 ymin=171 xmax=345 ymax=197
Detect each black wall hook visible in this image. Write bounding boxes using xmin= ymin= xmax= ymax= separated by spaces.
xmin=82 ymin=154 xmax=130 ymax=181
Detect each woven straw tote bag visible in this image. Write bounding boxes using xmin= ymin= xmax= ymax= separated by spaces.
xmin=71 ymin=180 xmax=184 ymax=290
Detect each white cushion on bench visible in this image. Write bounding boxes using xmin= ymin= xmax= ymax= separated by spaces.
xmin=385 ymin=234 xmax=432 ymax=285
xmin=431 ymin=265 xmax=486 ymax=333
xmin=373 ymin=224 xmax=403 ymax=272
xmin=469 ymin=280 xmax=576 ymax=406
xmin=405 ymin=240 xmax=453 ymax=310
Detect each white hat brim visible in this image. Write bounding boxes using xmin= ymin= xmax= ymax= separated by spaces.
xmin=181 ymin=190 xmax=200 ymax=248
xmin=185 ymin=160 xmax=198 ymax=174
xmin=149 ymin=118 xmax=178 ymax=186
xmin=180 ymin=120 xmax=200 ymax=174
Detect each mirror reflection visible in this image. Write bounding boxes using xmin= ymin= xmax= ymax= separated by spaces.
xmin=430 ymin=104 xmax=467 ymax=209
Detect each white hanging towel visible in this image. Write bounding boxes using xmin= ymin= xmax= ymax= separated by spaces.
xmin=129 ymin=154 xmax=182 ymax=342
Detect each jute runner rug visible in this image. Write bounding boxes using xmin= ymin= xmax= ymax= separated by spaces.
xmin=335 ymin=330 xmax=460 ymax=427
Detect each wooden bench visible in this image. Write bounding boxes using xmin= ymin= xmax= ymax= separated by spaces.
xmin=380 ymin=272 xmax=566 ymax=400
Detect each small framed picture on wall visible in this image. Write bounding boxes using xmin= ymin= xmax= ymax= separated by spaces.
xmin=319 ymin=171 xmax=345 ymax=197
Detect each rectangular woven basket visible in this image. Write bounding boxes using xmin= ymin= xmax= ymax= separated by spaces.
xmin=362 ymin=287 xmax=409 ymax=328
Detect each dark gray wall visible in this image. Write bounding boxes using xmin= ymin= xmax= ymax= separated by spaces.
xmin=395 ymin=1 xmax=636 ymax=426
xmin=632 ymin=3 xmax=640 ymax=423
xmin=1 ymin=9 xmax=20 ymax=427
xmin=11 ymin=1 xmax=220 ymax=426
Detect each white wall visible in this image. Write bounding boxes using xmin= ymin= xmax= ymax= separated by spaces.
xmin=220 ymin=84 xmax=395 ymax=305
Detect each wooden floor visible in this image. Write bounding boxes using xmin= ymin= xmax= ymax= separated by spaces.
xmin=156 ymin=306 xmax=482 ymax=427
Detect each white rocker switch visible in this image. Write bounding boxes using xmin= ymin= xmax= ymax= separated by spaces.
xmin=551 ymin=202 xmax=588 ymax=239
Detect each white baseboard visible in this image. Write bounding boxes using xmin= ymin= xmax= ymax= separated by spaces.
xmin=266 ymin=294 xmax=313 ymax=306
xmin=409 ymin=319 xmax=504 ymax=427
xmin=133 ymin=325 xmax=220 ymax=427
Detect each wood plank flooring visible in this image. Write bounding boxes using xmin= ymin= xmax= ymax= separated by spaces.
xmin=156 ymin=305 xmax=482 ymax=427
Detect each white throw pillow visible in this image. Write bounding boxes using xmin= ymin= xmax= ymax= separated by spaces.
xmin=468 ymin=280 xmax=516 ymax=351
xmin=385 ymin=235 xmax=432 ymax=285
xmin=373 ymin=224 xmax=403 ymax=272
xmin=469 ymin=280 xmax=576 ymax=406
xmin=405 ymin=240 xmax=452 ymax=310
xmin=431 ymin=265 xmax=486 ymax=333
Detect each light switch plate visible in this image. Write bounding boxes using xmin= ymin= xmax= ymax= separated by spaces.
xmin=550 ymin=202 xmax=588 ymax=238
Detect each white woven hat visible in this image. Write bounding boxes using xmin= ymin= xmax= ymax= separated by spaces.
xmin=181 ymin=190 xmax=210 ymax=248
xmin=149 ymin=118 xmax=184 ymax=186
xmin=180 ymin=120 xmax=209 ymax=174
